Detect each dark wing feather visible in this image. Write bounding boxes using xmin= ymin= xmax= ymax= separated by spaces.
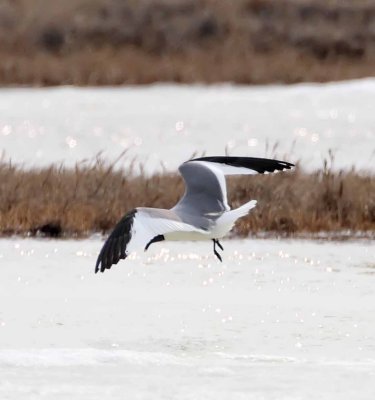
xmin=189 ymin=156 xmax=294 ymax=174
xmin=95 ymin=209 xmax=137 ymax=273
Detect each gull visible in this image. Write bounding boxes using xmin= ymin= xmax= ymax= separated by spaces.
xmin=95 ymin=156 xmax=294 ymax=273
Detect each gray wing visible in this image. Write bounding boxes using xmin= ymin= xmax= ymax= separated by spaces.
xmin=172 ymin=156 xmax=295 ymax=226
xmin=172 ymin=161 xmax=229 ymax=228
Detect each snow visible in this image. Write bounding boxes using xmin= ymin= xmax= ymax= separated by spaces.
xmin=1 ymin=79 xmax=375 ymax=172
xmin=1 ymin=80 xmax=375 ymax=398
xmin=1 ymin=238 xmax=375 ymax=399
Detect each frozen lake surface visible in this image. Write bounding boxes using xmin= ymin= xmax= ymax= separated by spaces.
xmin=1 ymin=238 xmax=375 ymax=399
xmin=1 ymin=80 xmax=374 ymax=397
xmin=1 ymin=79 xmax=375 ymax=172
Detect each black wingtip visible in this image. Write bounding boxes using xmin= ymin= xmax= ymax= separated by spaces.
xmin=94 ymin=209 xmax=137 ymax=274
xmin=94 ymin=255 xmax=101 ymax=274
xmin=189 ymin=156 xmax=295 ymax=174
xmin=94 ymin=259 xmax=103 ymax=274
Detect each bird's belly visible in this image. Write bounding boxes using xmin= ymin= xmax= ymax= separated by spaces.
xmin=209 ymin=221 xmax=235 ymax=239
xmin=164 ymin=230 xmax=210 ymax=241
xmin=164 ymin=222 xmax=233 ymax=242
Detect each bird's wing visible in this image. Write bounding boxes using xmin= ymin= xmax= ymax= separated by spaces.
xmin=172 ymin=160 xmax=230 ymax=219
xmin=172 ymin=156 xmax=294 ymax=218
xmin=95 ymin=208 xmax=205 ymax=273
xmin=189 ymin=156 xmax=295 ymax=175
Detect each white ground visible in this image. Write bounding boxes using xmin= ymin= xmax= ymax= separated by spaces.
xmin=1 ymin=79 xmax=375 ymax=172
xmin=1 ymin=81 xmax=374 ymax=398
xmin=1 ymin=238 xmax=375 ymax=399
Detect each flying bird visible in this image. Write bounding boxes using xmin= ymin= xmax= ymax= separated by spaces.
xmin=95 ymin=156 xmax=294 ymax=273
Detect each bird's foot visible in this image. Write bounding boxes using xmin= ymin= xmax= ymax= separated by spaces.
xmin=145 ymin=234 xmax=165 ymax=251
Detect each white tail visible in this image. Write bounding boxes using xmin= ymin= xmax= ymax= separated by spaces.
xmin=228 ymin=200 xmax=257 ymax=220
xmin=213 ymin=200 xmax=257 ymax=238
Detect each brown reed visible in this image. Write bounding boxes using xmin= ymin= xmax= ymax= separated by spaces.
xmin=0 ymin=0 xmax=374 ymax=86
xmin=0 ymin=157 xmax=374 ymax=238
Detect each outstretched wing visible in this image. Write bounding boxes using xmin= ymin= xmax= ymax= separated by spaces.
xmin=172 ymin=161 xmax=230 ymax=219
xmin=95 ymin=208 xmax=205 ymax=273
xmin=189 ymin=156 xmax=294 ymax=175
xmin=172 ymin=156 xmax=294 ymax=220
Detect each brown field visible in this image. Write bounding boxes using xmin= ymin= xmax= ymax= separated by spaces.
xmin=0 ymin=0 xmax=375 ymax=85
xmin=0 ymin=157 xmax=374 ymax=238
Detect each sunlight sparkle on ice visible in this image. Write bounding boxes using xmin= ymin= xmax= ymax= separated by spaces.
xmin=175 ymin=121 xmax=184 ymax=132
xmin=247 ymin=138 xmax=258 ymax=147
xmin=294 ymin=127 xmax=308 ymax=137
xmin=2 ymin=125 xmax=12 ymax=135
xmin=66 ymin=136 xmax=77 ymax=148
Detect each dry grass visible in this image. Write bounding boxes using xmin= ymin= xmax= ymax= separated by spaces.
xmin=0 ymin=0 xmax=374 ymax=85
xmin=0 ymin=157 xmax=374 ymax=238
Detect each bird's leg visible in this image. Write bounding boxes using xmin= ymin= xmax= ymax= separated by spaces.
xmin=216 ymin=239 xmax=224 ymax=251
xmin=145 ymin=234 xmax=165 ymax=251
xmin=212 ymin=239 xmax=223 ymax=262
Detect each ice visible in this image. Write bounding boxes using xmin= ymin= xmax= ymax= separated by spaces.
xmin=1 ymin=79 xmax=375 ymax=172
xmin=0 ymin=238 xmax=374 ymax=399
xmin=1 ymin=80 xmax=375 ymax=397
